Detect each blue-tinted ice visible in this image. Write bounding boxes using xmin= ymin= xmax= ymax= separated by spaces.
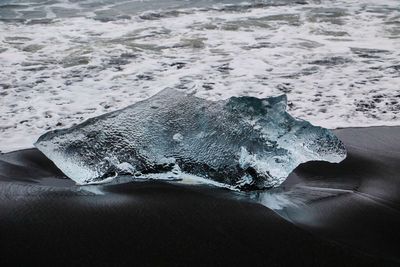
xmin=35 ymin=89 xmax=346 ymax=190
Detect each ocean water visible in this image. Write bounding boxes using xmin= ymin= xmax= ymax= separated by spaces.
xmin=0 ymin=0 xmax=399 ymax=152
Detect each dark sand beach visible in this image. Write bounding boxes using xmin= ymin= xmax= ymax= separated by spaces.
xmin=0 ymin=126 xmax=399 ymax=266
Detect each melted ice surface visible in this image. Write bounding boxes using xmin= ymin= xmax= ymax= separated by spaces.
xmin=35 ymin=89 xmax=346 ymax=190
xmin=1 ymin=0 xmax=400 ymax=152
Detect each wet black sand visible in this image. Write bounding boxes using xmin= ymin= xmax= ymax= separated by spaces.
xmin=0 ymin=126 xmax=399 ymax=266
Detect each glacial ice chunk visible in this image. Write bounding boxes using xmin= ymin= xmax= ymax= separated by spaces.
xmin=35 ymin=88 xmax=346 ymax=190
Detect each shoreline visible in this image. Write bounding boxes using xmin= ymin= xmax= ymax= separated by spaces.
xmin=0 ymin=125 xmax=399 ymax=266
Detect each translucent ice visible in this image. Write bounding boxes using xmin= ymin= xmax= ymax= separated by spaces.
xmin=35 ymin=89 xmax=346 ymax=190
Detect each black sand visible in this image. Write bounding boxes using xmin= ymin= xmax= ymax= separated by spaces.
xmin=0 ymin=126 xmax=399 ymax=266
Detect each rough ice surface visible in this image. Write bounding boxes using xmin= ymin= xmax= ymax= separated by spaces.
xmin=35 ymin=89 xmax=346 ymax=190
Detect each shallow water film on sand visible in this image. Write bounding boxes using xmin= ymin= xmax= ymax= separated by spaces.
xmin=1 ymin=0 xmax=400 ymax=152
xmin=35 ymin=89 xmax=346 ymax=189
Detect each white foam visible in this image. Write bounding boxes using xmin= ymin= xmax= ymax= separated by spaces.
xmin=1 ymin=0 xmax=400 ymax=152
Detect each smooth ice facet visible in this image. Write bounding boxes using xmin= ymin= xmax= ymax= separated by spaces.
xmin=35 ymin=89 xmax=346 ymax=190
